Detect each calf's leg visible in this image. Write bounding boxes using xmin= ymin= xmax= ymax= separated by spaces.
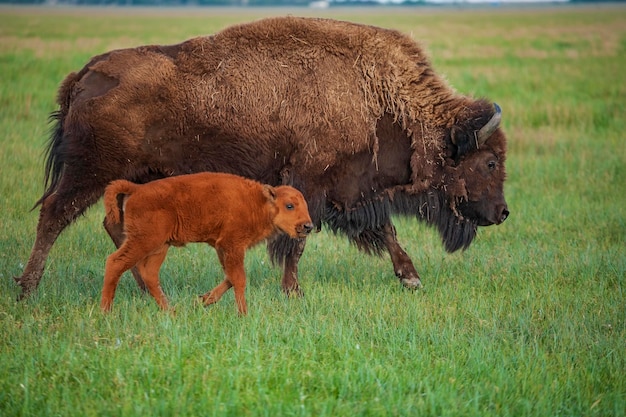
xmin=101 ymin=250 xmax=136 ymax=312
xmin=200 ymin=279 xmax=232 ymax=306
xmin=101 ymin=237 xmax=166 ymax=311
xmin=103 ymin=218 xmax=148 ymax=292
xmin=134 ymin=245 xmax=170 ymax=310
xmin=200 ymin=245 xmax=233 ymax=306
xmin=382 ymin=221 xmax=423 ymax=289
xmin=215 ymin=247 xmax=248 ymax=315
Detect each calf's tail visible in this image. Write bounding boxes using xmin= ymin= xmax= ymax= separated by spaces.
xmin=103 ymin=180 xmax=140 ymax=225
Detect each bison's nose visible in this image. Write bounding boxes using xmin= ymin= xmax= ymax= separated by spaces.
xmin=500 ymin=208 xmax=509 ymax=224
xmin=303 ymin=223 xmax=314 ymax=234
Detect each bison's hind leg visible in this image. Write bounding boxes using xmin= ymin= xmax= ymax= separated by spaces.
xmin=16 ymin=177 xmax=107 ymax=300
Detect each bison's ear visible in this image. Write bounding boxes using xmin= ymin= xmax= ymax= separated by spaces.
xmin=450 ymin=125 xmax=468 ymax=147
xmin=450 ymin=125 xmax=472 ymax=157
xmin=450 ymin=103 xmax=502 ymax=158
xmin=263 ymin=185 xmax=277 ymax=202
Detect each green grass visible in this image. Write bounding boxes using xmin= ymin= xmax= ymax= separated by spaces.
xmin=1 ymin=5 xmax=625 ymax=416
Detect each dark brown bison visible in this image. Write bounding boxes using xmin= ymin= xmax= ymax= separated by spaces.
xmin=15 ymin=16 xmax=508 ymax=300
xmin=101 ymin=172 xmax=313 ymax=314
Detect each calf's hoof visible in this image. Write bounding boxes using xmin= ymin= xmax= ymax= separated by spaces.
xmin=199 ymin=294 xmax=218 ymax=306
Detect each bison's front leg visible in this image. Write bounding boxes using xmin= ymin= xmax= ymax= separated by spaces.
xmin=282 ymin=238 xmax=306 ymax=297
xmin=382 ymin=222 xmax=423 ymax=289
xmin=267 ymin=235 xmax=307 ymax=297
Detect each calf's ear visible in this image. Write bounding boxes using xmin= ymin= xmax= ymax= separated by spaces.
xmin=263 ymin=185 xmax=277 ymax=202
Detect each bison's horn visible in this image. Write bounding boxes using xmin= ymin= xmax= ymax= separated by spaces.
xmin=476 ymin=103 xmax=502 ymax=146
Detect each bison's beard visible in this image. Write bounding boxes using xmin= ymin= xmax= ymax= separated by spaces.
xmin=321 ymin=190 xmax=478 ymax=257
xmin=436 ymin=212 xmax=478 ymax=252
xmin=391 ymin=190 xmax=477 ymax=253
xmin=267 ymin=190 xmax=477 ymax=267
xmin=324 ymin=198 xmax=392 ymax=256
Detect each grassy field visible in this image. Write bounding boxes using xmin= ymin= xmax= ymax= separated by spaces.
xmin=1 ymin=5 xmax=624 ymax=416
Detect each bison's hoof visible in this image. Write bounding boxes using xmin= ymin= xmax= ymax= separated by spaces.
xmin=14 ymin=276 xmax=35 ymax=301
xmin=400 ymin=276 xmax=423 ymax=290
xmin=283 ymin=286 xmax=304 ymax=298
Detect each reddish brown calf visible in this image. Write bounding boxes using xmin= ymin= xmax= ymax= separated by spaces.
xmin=101 ymin=172 xmax=313 ymax=315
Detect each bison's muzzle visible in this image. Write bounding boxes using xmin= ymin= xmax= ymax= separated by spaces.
xmin=498 ymin=206 xmax=510 ymax=224
xmin=481 ymin=204 xmax=509 ymax=226
xmin=458 ymin=201 xmax=510 ymax=227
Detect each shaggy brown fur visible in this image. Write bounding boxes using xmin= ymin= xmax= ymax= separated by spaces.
xmin=100 ymin=172 xmax=313 ymax=315
xmin=16 ymin=17 xmax=508 ymax=300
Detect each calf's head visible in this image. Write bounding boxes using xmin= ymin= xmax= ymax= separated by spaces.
xmin=265 ymin=185 xmax=314 ymax=238
xmin=449 ymin=102 xmax=509 ymax=226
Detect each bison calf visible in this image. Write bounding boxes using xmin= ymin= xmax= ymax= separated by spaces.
xmin=101 ymin=172 xmax=313 ymax=315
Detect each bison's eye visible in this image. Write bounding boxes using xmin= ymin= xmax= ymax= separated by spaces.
xmin=286 ymin=203 xmax=295 ymax=210
xmin=488 ymin=160 xmax=497 ymax=171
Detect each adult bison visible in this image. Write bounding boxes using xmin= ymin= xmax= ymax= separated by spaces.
xmin=15 ymin=16 xmax=508 ymax=300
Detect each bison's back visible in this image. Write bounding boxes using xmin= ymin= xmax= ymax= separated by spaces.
xmin=59 ymin=17 xmax=455 ymax=185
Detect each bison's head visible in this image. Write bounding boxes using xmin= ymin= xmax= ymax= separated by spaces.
xmin=447 ymin=102 xmax=509 ymax=227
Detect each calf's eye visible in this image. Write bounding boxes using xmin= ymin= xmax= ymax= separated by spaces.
xmin=286 ymin=204 xmax=294 ymax=210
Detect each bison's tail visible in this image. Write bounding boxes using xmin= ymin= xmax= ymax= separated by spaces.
xmin=33 ymin=110 xmax=65 ymax=209
xmin=34 ymin=72 xmax=82 ymax=209
xmin=103 ymin=180 xmax=140 ymax=226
